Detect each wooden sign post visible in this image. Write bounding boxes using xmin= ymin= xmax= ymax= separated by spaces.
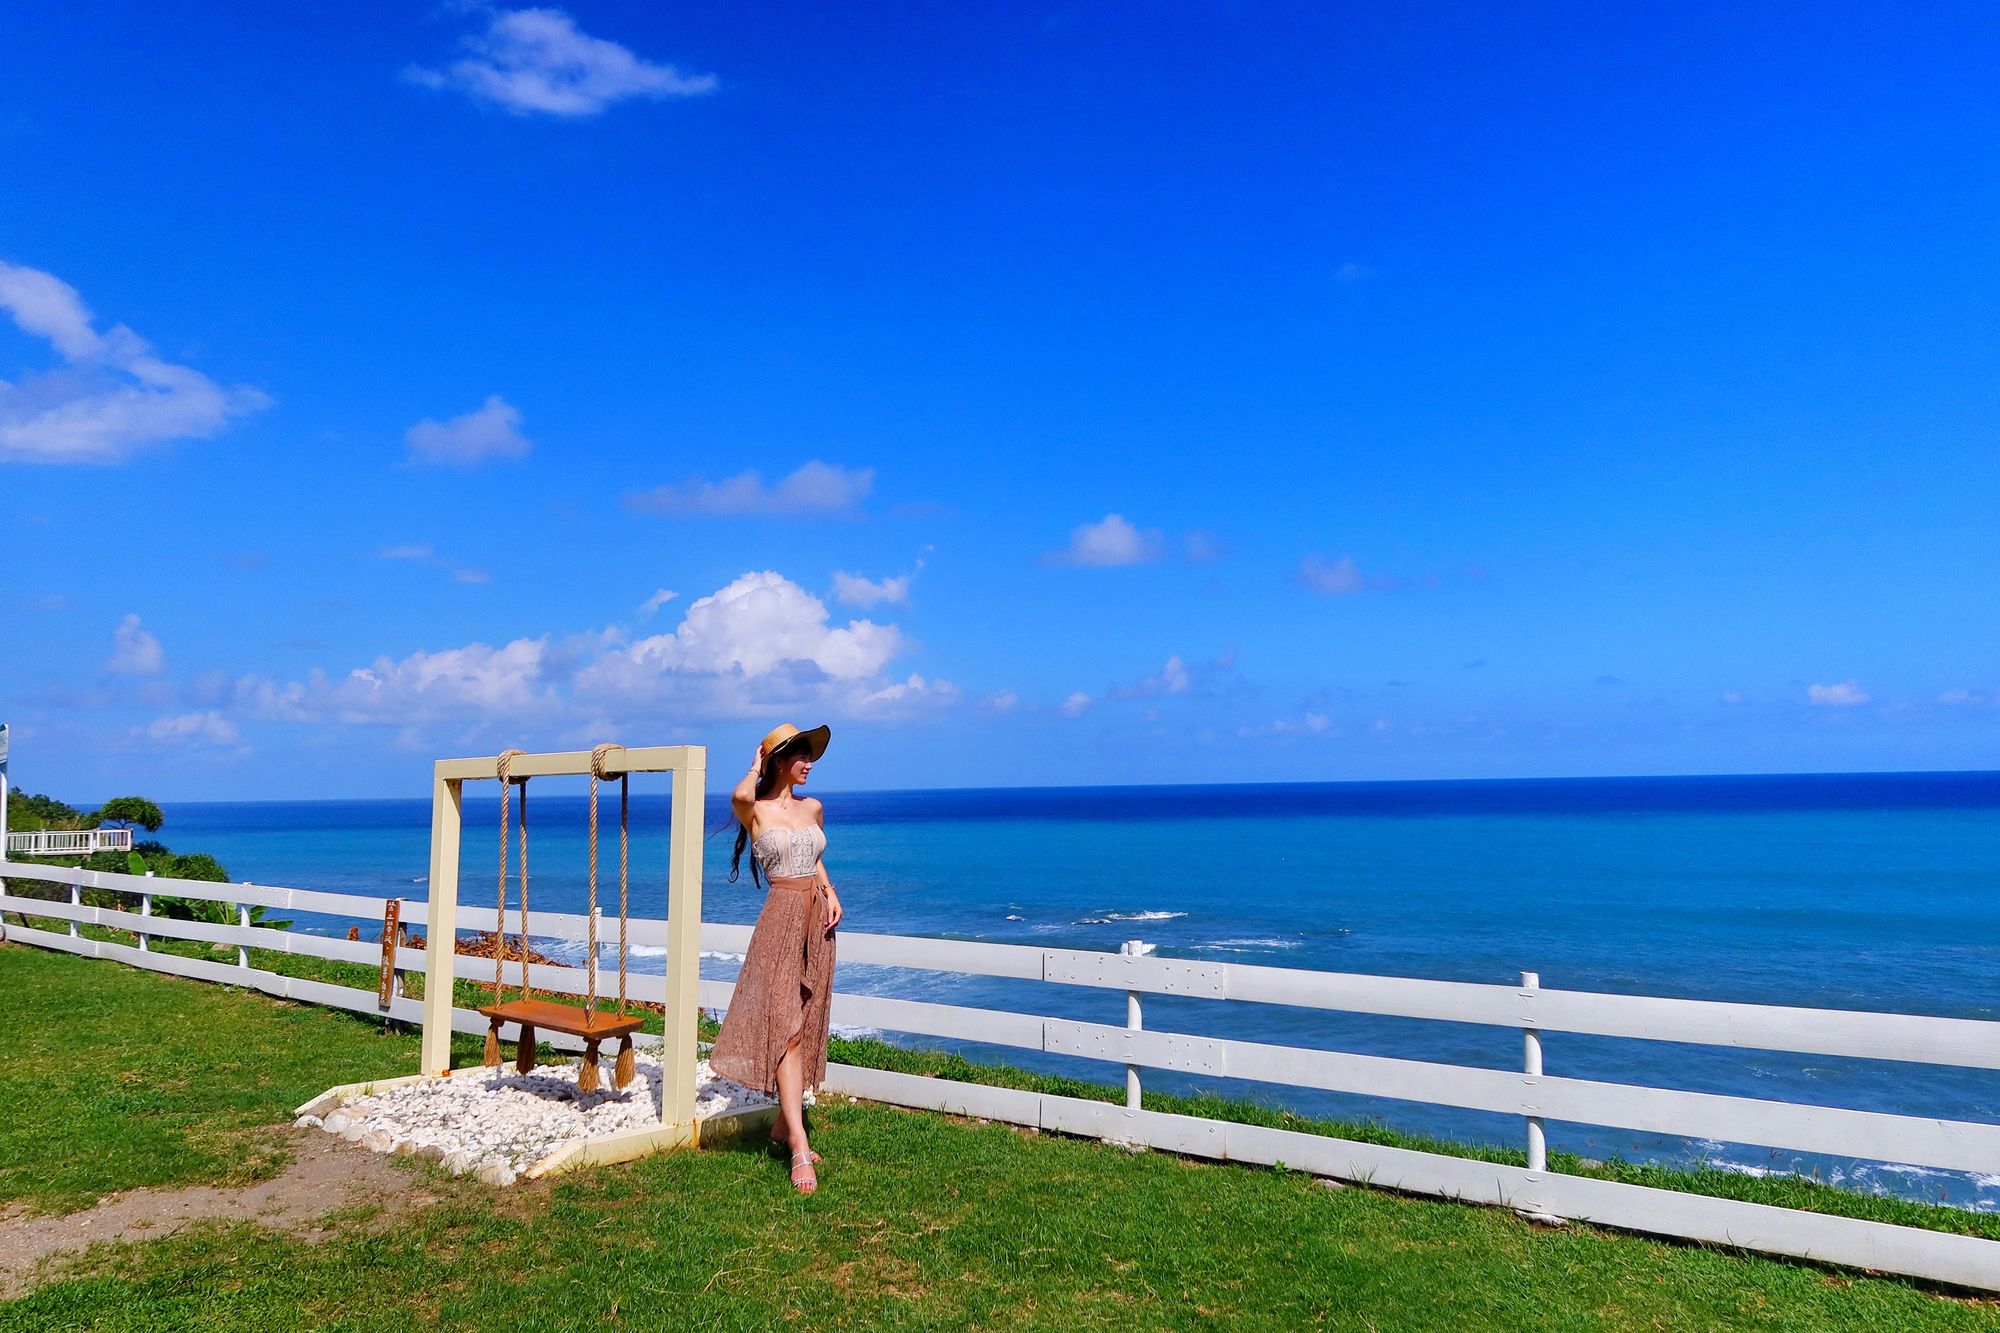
xmin=377 ymin=898 xmax=401 ymax=1011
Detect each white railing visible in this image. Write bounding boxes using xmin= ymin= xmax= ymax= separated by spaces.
xmin=5 ymin=829 xmax=134 ymax=856
xmin=3 ymin=856 xmax=1998 ymax=1292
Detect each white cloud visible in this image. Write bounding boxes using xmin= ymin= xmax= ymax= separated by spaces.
xmin=405 ymin=394 xmax=530 ymax=465
xmin=983 ymin=689 xmax=1020 ymax=713
xmin=1719 ymin=690 xmax=1746 ymax=705
xmin=586 ymin=571 xmax=902 ymax=686
xmin=142 ymin=710 xmax=239 ymax=745
xmin=852 ymin=673 xmax=958 ymax=716
xmin=0 ymin=261 xmax=270 ymax=463
xmin=404 ymin=6 xmax=717 ymax=118
xmin=832 ymin=570 xmax=911 ymax=608
xmin=1298 ymin=554 xmax=1366 ymax=596
xmin=1241 ymin=712 xmax=1334 ymax=738
xmin=380 ymin=544 xmax=435 ymax=560
xmin=322 ymin=638 xmax=554 ymax=724
xmin=1807 ymin=680 xmax=1869 ymax=707
xmin=1061 ymin=691 xmax=1092 ymax=717
xmin=1113 ymin=655 xmax=1192 ymax=700
xmin=225 ymin=570 xmax=936 ymax=737
xmin=453 ymin=567 xmax=491 ymax=584
xmin=107 ymin=614 xmax=164 ymax=675
xmin=638 ymin=588 xmax=679 ymax=617
xmin=1052 ymin=514 xmax=1163 ymax=567
xmin=627 ymin=460 xmax=873 ymax=517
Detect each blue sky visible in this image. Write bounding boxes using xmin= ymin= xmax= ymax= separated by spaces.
xmin=3 ymin=2 xmax=1996 ymax=801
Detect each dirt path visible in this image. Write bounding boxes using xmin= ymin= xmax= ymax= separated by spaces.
xmin=0 ymin=1127 xmax=450 ymax=1297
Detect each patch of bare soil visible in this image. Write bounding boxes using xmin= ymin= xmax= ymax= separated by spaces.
xmin=0 ymin=1126 xmax=451 ymax=1297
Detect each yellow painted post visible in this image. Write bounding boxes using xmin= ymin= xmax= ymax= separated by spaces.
xmin=419 ymin=770 xmax=464 ymax=1076
xmin=661 ymin=748 xmax=707 ymax=1127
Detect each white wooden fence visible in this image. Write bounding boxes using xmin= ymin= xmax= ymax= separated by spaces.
xmin=6 ymin=828 xmax=133 ymax=856
xmin=4 ymin=856 xmax=1999 ymax=1292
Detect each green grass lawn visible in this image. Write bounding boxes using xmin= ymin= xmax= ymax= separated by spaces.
xmin=3 ymin=943 xmax=1998 ymax=1330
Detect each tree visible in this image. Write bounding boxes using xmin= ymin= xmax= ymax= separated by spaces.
xmin=3 ymin=792 xmax=84 ymax=833
xmin=90 ymin=797 xmax=164 ymax=833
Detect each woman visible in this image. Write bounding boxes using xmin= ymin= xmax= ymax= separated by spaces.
xmin=708 ymin=721 xmax=845 ymax=1193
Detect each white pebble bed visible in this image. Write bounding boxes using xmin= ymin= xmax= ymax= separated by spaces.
xmin=295 ymin=1052 xmax=792 ymax=1186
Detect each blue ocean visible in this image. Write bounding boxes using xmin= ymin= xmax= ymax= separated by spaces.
xmin=162 ymin=771 xmax=2000 ymax=1209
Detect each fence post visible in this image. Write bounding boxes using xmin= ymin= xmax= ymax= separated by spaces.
xmin=1516 ymin=969 xmax=1565 ymax=1224
xmin=238 ymin=892 xmax=251 ymax=973
xmin=140 ymin=871 xmax=153 ymax=952
xmin=1521 ymin=970 xmax=1545 ymax=1172
xmin=70 ymin=883 xmax=81 ymax=940
xmin=1121 ymin=939 xmax=1155 ymax=1109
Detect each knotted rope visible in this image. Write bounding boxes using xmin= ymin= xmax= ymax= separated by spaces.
xmin=516 ymin=771 xmax=532 ymax=1001
xmin=493 ymin=748 xmax=525 ymax=1001
xmin=484 ymin=747 xmax=528 ymax=1069
xmin=587 ymin=743 xmax=625 ymax=1023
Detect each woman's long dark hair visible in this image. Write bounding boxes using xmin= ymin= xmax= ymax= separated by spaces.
xmin=730 ymin=738 xmax=810 ymax=889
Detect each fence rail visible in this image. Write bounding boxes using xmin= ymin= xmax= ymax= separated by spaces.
xmin=4 ymin=856 xmax=1998 ymax=1292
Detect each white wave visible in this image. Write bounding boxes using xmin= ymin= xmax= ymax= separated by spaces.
xmin=1076 ymin=910 xmax=1187 ymax=925
xmin=700 ymin=949 xmax=746 ymax=963
xmin=830 ymin=1023 xmax=881 ymax=1039
xmin=628 ymin=945 xmax=668 ymax=957
xmin=1708 ymin=1161 xmax=1779 ymax=1178
xmin=1004 ymin=914 xmax=1024 ymax=921
xmin=1195 ymin=937 xmax=1300 ymax=952
xmin=1862 ymin=1162 xmax=1953 ymax=1180
xmin=410 ymin=875 xmax=428 ymax=883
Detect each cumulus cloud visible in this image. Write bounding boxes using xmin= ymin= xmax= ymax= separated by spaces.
xmin=1807 ymin=680 xmax=1869 ymax=707
xmin=317 ymin=638 xmax=554 ymax=725
xmin=404 ymin=6 xmax=717 ymax=118
xmin=0 ymin=261 xmax=270 ymax=463
xmin=832 ymin=570 xmax=911 ymax=608
xmin=141 ymin=710 xmax=239 ymax=745
xmin=1051 ymin=514 xmax=1163 ymax=567
xmin=1297 ymin=554 xmax=1371 ymax=596
xmin=638 ymin=588 xmax=679 ymax=617
xmin=217 ymin=569 xmax=946 ymax=743
xmin=1110 ymin=655 xmax=1191 ymax=700
xmin=405 ymin=394 xmax=530 ymax=465
xmin=626 ymin=460 xmax=873 ymax=517
xmin=583 ymin=571 xmax=902 ymax=689
xmin=1061 ymin=691 xmax=1092 ymax=717
xmin=107 ymin=614 xmax=164 ymax=675
xmin=1240 ymin=712 xmax=1333 ymax=738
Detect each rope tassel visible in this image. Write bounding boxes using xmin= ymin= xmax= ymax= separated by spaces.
xmin=578 ymin=1041 xmax=601 ymax=1094
xmin=483 ymin=1020 xmax=502 ymax=1067
xmin=614 ymin=1034 xmax=635 ymax=1089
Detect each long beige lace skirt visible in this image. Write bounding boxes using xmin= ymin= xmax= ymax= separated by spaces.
xmin=708 ymin=874 xmax=836 ymax=1095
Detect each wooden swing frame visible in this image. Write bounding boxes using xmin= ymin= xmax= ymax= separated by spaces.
xmin=420 ymin=744 xmax=710 ymax=1161
xmin=475 ymin=745 xmax=646 ymax=1092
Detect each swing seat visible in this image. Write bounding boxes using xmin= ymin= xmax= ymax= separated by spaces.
xmin=479 ymin=998 xmax=645 ymax=1043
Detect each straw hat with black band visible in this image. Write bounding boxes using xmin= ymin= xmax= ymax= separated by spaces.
xmin=757 ymin=722 xmax=831 ymax=769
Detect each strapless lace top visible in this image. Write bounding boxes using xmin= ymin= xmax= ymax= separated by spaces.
xmin=752 ymin=823 xmax=825 ymax=879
